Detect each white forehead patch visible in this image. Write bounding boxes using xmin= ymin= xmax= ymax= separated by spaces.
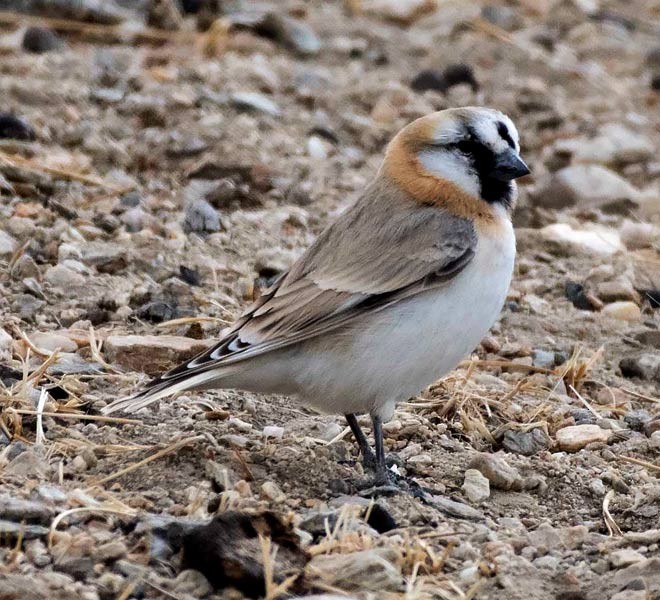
xmin=432 ymin=108 xmax=520 ymax=153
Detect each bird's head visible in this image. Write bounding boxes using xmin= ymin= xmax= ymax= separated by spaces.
xmin=382 ymin=107 xmax=529 ymax=219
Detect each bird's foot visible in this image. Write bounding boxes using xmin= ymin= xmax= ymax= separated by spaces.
xmin=357 ymin=467 xmax=438 ymax=503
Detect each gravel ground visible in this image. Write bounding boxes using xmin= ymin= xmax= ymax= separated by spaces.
xmin=0 ymin=1 xmax=659 ymax=599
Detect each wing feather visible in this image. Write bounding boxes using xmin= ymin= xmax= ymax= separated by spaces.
xmin=102 ymin=183 xmax=477 ymax=414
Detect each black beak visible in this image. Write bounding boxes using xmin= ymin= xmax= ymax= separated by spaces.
xmin=491 ymin=148 xmax=530 ymax=181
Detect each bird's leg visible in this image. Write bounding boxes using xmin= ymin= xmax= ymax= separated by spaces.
xmin=345 ymin=413 xmax=376 ymax=469
xmin=371 ymin=414 xmax=397 ymax=486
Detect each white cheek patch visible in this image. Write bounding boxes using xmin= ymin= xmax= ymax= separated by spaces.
xmin=418 ymin=149 xmax=480 ymax=198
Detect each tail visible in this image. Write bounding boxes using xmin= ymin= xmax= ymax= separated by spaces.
xmin=101 ymin=366 xmax=238 ymax=415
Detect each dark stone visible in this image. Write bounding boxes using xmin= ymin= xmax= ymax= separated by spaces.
xmin=366 ymin=503 xmax=397 ymax=533
xmin=0 ymin=113 xmax=36 ymax=141
xmin=651 ymin=74 xmax=660 ymax=91
xmin=0 ymin=365 xmax=23 ymax=387
xmin=22 ymin=26 xmax=64 ymax=53
xmin=411 ymin=64 xmax=479 ymax=93
xmin=634 ymin=329 xmax=660 ymax=348
xmin=136 ymin=300 xmax=178 ymax=323
xmin=179 ymin=512 xmax=307 ymax=596
xmin=570 ymin=409 xmax=597 ymax=425
xmin=619 ymin=354 xmax=660 ymax=382
xmin=54 ymin=556 xmax=95 ymax=581
xmin=642 ymin=289 xmax=660 ymax=308
xmin=502 ymin=428 xmax=551 ymax=455
xmin=178 ymin=265 xmax=201 ymax=286
xmin=120 ymin=191 xmax=141 ymax=207
xmin=308 ymin=126 xmax=339 ymax=144
xmin=183 ymin=198 xmax=221 ymax=234
xmin=565 ymin=281 xmax=597 ymax=311
xmin=179 ymin=0 xmax=204 ymax=13
xmin=624 ymin=410 xmax=650 ymax=432
xmin=206 ymin=179 xmax=262 ymax=211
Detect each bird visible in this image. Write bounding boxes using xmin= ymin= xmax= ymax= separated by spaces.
xmin=103 ymin=106 xmax=529 ymax=488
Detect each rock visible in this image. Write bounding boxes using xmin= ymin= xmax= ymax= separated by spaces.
xmin=527 ymin=522 xmax=562 ymax=553
xmin=0 ymin=496 xmax=56 ymax=523
xmin=364 ymin=0 xmax=438 ymax=26
xmin=502 ymin=428 xmax=551 ymax=456
xmin=0 ymin=328 xmax=12 ymax=362
xmin=612 ymin=558 xmax=660 ymax=592
xmin=103 ymin=335 xmax=213 ymax=375
xmin=481 ymin=5 xmax=522 ymax=30
xmin=624 ymin=410 xmax=651 ymax=432
xmin=22 ymin=26 xmax=64 ymax=53
xmin=172 ymin=569 xmax=213 ymax=597
xmin=565 ymin=281 xmax=603 ymax=311
xmin=610 ymin=549 xmax=645 ymax=568
xmin=619 ymin=354 xmax=660 ymax=382
xmin=430 ymin=495 xmax=484 ymax=520
xmin=0 ymin=520 xmax=49 ymax=540
xmin=306 ymin=548 xmax=403 ymax=592
xmin=602 ymin=301 xmax=642 ymax=322
xmin=28 ymin=332 xmax=78 ymax=354
xmin=179 ymin=512 xmax=307 ymax=597
xmin=365 ymin=504 xmax=397 ymax=533
xmin=260 ymin=481 xmax=285 ymax=502
xmin=28 ymin=0 xmax=130 ymax=25
xmin=410 ymin=64 xmax=478 ymax=93
xmin=319 ymin=422 xmax=343 ymax=441
xmin=555 ymin=424 xmax=611 ymax=451
xmin=96 ymin=540 xmax=127 ymax=562
xmin=262 ymin=425 xmax=284 ymax=439
xmin=4 ymin=448 xmax=50 ymax=478
xmin=0 ymin=113 xmax=36 ymax=141
xmin=136 ymin=300 xmax=178 ymax=323
xmin=469 ymin=453 xmax=523 ymax=490
xmin=0 ymin=230 xmax=18 ymax=256
xmin=541 ymin=224 xmax=624 ymax=256
xmin=531 ymin=350 xmax=556 ymax=369
xmin=573 ymin=123 xmax=654 ymax=166
xmin=44 ymin=264 xmax=85 ymax=289
xmin=307 ymin=135 xmax=330 ymax=159
xmin=532 ymin=165 xmax=640 ymax=210
xmin=257 ymin=13 xmax=321 ymax=56
xmin=183 ymin=198 xmax=221 ymax=234
xmin=597 ymin=280 xmax=640 ymax=303
xmin=462 ymin=469 xmax=490 ymax=502
xmin=634 ymin=330 xmax=660 ymax=348
xmin=54 ymin=556 xmax=94 ymax=581
xmin=146 ymin=0 xmax=183 ymax=30
xmin=620 ymin=221 xmax=658 ymax=250
xmin=230 ymin=92 xmax=281 ymax=117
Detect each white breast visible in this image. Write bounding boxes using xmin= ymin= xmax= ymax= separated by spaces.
xmin=292 ymin=215 xmax=516 ymax=419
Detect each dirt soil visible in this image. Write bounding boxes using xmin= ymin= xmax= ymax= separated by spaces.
xmin=0 ymin=1 xmax=659 ymax=600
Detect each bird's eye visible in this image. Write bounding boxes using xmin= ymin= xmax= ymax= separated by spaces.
xmin=456 ymin=139 xmax=477 ymax=155
xmin=497 ymin=122 xmax=515 ymax=148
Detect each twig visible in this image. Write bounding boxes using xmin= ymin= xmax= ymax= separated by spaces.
xmin=603 ymin=490 xmax=622 ymax=537
xmin=86 ymin=435 xmax=204 ymax=487
xmin=616 ymin=455 xmax=660 ymax=473
xmin=0 ymin=150 xmax=130 ymax=193
xmin=326 ymin=425 xmax=351 ymax=445
xmin=155 ymin=316 xmax=229 ymax=328
xmin=13 ymin=409 xmax=140 ymax=425
xmin=620 ymin=388 xmax=660 ymax=404
xmin=568 ymin=385 xmax=600 ymax=419
xmin=458 ymin=358 xmax=552 ymax=374
xmin=48 ymin=506 xmax=136 ymax=548
xmin=35 ymin=387 xmax=48 ymax=445
xmin=0 ymin=10 xmax=195 ymax=43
